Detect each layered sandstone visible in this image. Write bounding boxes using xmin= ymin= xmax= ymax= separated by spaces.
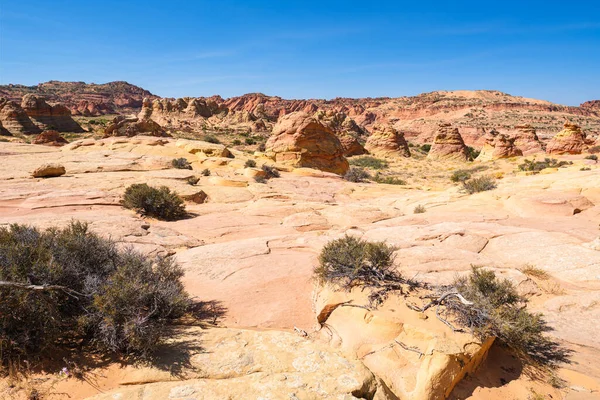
xmin=512 ymin=124 xmax=544 ymax=155
xmin=265 ymin=111 xmax=349 ymax=174
xmin=104 ymin=116 xmax=168 ymax=138
xmin=32 ymin=130 xmax=68 ymax=146
xmin=21 ymin=94 xmax=84 ymax=132
xmin=0 ymin=97 xmax=41 ymax=135
xmin=476 ymin=129 xmax=522 ymax=161
xmin=546 ymin=122 xmax=587 ymax=155
xmin=365 ymin=124 xmax=411 ymax=157
xmin=427 ymin=123 xmax=469 ymax=161
xmin=315 ymin=110 xmax=366 ymax=156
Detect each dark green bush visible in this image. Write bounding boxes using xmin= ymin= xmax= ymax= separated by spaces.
xmin=171 ymin=158 xmax=192 ymax=170
xmin=262 ymin=165 xmax=280 ymax=179
xmin=122 ymin=184 xmax=186 ymax=221
xmin=349 ymin=156 xmax=389 ymax=170
xmin=232 ymin=139 xmax=242 ymax=145
xmin=420 ymin=144 xmax=431 ymax=153
xmin=462 ymin=175 xmax=497 ymax=194
xmin=344 ymin=167 xmax=371 ymax=182
xmin=466 ymin=146 xmax=480 ymax=161
xmin=518 ymin=158 xmax=571 ymax=172
xmin=245 ymin=159 xmax=257 ymax=168
xmin=0 ymin=222 xmax=191 ymax=373
xmin=451 ymin=169 xmax=472 ymax=182
xmin=244 ymin=137 xmax=256 ymax=145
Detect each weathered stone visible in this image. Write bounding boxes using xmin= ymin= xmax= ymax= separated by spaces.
xmin=31 ymin=163 xmax=66 ymax=178
xmin=476 ymin=129 xmax=522 ymax=161
xmin=546 ymin=122 xmax=586 ymax=155
xmin=427 ymin=123 xmax=468 ymax=161
xmin=365 ymin=124 xmax=411 ymax=157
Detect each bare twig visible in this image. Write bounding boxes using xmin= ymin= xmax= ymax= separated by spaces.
xmin=0 ymin=281 xmax=87 ymax=299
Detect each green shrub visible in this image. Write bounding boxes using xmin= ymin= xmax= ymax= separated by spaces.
xmin=0 ymin=222 xmax=191 ymax=373
xmin=449 ymin=267 xmax=571 ymax=367
xmin=122 ymin=184 xmax=186 ymax=221
xmin=466 ymin=146 xmax=480 ymax=161
xmin=344 ymin=167 xmax=371 ymax=182
xmin=373 ymin=173 xmax=406 ymax=185
xmin=201 ymin=168 xmax=211 ymax=176
xmin=244 ymin=137 xmax=256 ymax=145
xmin=462 ymin=175 xmax=497 ymax=194
xmin=349 ymin=156 xmax=389 ymax=170
xmin=232 ymin=139 xmax=242 ymax=145
xmin=413 ymin=205 xmax=426 ymax=214
xmin=171 ymin=158 xmax=192 ymax=170
xmin=518 ymin=158 xmax=571 ymax=172
xmin=262 ymin=165 xmax=280 ymax=179
xmin=451 ymin=169 xmax=472 ymax=182
xmin=584 ymin=154 xmax=598 ymax=161
xmin=420 ymin=144 xmax=431 ymax=153
xmin=203 ymin=135 xmax=220 ymax=144
xmin=244 ymin=159 xmax=257 ymax=168
xmin=580 ymin=167 xmax=592 ymax=171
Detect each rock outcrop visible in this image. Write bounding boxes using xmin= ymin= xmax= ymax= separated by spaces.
xmin=265 ymin=111 xmax=349 ymax=174
xmin=365 ymin=124 xmax=411 ymax=157
xmin=546 ymin=122 xmax=587 ymax=155
xmin=104 ymin=116 xmax=168 ymax=138
xmin=32 ymin=130 xmax=68 ymax=146
xmin=20 ymin=94 xmax=84 ymax=132
xmin=476 ymin=129 xmax=522 ymax=161
xmin=314 ymin=110 xmax=366 ymax=156
xmin=0 ymin=97 xmax=41 ymax=135
xmin=31 ymin=163 xmax=66 ymax=178
xmin=512 ymin=124 xmax=544 ymax=155
xmin=427 ymin=123 xmax=469 ymax=161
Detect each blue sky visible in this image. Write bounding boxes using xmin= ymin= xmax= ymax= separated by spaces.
xmin=1 ymin=0 xmax=599 ymax=105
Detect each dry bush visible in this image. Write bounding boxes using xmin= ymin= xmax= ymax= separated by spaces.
xmin=122 ymin=184 xmax=186 ymax=221
xmin=344 ymin=167 xmax=371 ymax=182
xmin=413 ymin=205 xmax=426 ymax=214
xmin=521 ymin=265 xmax=549 ymax=280
xmin=462 ymin=175 xmax=497 ymax=194
xmin=244 ymin=159 xmax=257 ymax=168
xmin=262 ymin=165 xmax=280 ymax=179
xmin=349 ymin=156 xmax=389 ymax=170
xmin=373 ymin=173 xmax=406 ymax=185
xmin=171 ymin=158 xmax=192 ymax=170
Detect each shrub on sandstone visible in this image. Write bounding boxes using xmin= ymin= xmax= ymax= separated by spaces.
xmin=244 ymin=137 xmax=256 ymax=145
xmin=349 ymin=156 xmax=388 ymax=170
xmin=584 ymin=154 xmax=598 ymax=161
xmin=0 ymin=222 xmax=191 ymax=374
xmin=462 ymin=175 xmax=497 ymax=194
xmin=420 ymin=144 xmax=431 ymax=153
xmin=201 ymin=168 xmax=211 ymax=176
xmin=203 ymin=135 xmax=220 ymax=144
xmin=588 ymin=145 xmax=600 ymax=154
xmin=122 ymin=184 xmax=186 ymax=221
xmin=232 ymin=139 xmax=242 ymax=145
xmin=518 ymin=158 xmax=571 ymax=172
xmin=262 ymin=165 xmax=280 ymax=179
xmin=373 ymin=173 xmax=406 ymax=185
xmin=413 ymin=204 xmax=426 ymax=214
xmin=187 ymin=176 xmax=200 ymax=185
xmin=244 ymin=159 xmax=257 ymax=168
xmin=466 ymin=146 xmax=480 ymax=161
xmin=344 ymin=167 xmax=371 ymax=183
xmin=450 ymin=169 xmax=472 ymax=183
xmin=171 ymin=158 xmax=192 ymax=170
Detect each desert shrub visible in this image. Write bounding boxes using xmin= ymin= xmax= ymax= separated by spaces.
xmin=187 ymin=176 xmax=200 ymax=185
xmin=122 ymin=184 xmax=186 ymax=221
xmin=462 ymin=175 xmax=497 ymax=194
xmin=344 ymin=167 xmax=371 ymax=182
xmin=203 ymin=135 xmax=220 ymax=144
xmin=244 ymin=137 xmax=256 ymax=145
xmin=518 ymin=158 xmax=571 ymax=172
xmin=420 ymin=144 xmax=431 ymax=153
xmin=580 ymin=167 xmax=592 ymax=171
xmin=584 ymin=154 xmax=598 ymax=161
xmin=0 ymin=222 xmax=191 ymax=373
xmin=588 ymin=145 xmax=600 ymax=154
xmin=349 ymin=156 xmax=389 ymax=170
xmin=413 ymin=205 xmax=426 ymax=214
xmin=232 ymin=139 xmax=242 ymax=145
xmin=262 ymin=165 xmax=280 ymax=179
xmin=171 ymin=158 xmax=192 ymax=170
xmin=520 ymin=265 xmax=549 ymax=280
xmin=448 ymin=267 xmax=571 ymax=367
xmin=450 ymin=169 xmax=472 ymax=182
xmin=201 ymin=168 xmax=211 ymax=176
xmin=254 ymin=176 xmax=267 ymax=184
xmin=244 ymin=159 xmax=257 ymax=168
xmin=466 ymin=146 xmax=480 ymax=161
xmin=373 ymin=173 xmax=406 ymax=185
xmin=257 ymin=143 xmax=266 ymax=152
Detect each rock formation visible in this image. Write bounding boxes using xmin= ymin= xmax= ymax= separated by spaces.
xmin=512 ymin=124 xmax=544 ymax=155
xmin=546 ymin=122 xmax=587 ymax=155
xmin=427 ymin=123 xmax=469 ymax=161
xmin=476 ymin=129 xmax=523 ymax=161
xmin=32 ymin=130 xmax=68 ymax=146
xmin=31 ymin=163 xmax=66 ymax=178
xmin=104 ymin=116 xmax=168 ymax=138
xmin=265 ymin=111 xmax=349 ymax=174
xmin=0 ymin=97 xmax=41 ymax=135
xmin=365 ymin=124 xmax=411 ymax=157
xmin=21 ymin=94 xmax=84 ymax=132
xmin=314 ymin=110 xmax=366 ymax=156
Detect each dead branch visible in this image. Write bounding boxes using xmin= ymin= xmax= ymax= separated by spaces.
xmin=0 ymin=281 xmax=86 ymax=299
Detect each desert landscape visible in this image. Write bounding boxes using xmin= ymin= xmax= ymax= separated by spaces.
xmin=0 ymin=79 xmax=599 ymax=400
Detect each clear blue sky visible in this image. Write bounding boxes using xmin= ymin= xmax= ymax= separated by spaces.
xmin=1 ymin=0 xmax=599 ymax=105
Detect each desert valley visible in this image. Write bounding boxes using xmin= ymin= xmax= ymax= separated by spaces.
xmin=0 ymin=80 xmax=598 ymax=400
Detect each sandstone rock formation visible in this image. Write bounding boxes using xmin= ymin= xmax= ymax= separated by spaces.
xmin=0 ymin=97 xmax=41 ymax=135
xmin=365 ymin=124 xmax=411 ymax=157
xmin=31 ymin=163 xmax=66 ymax=178
xmin=32 ymin=130 xmax=68 ymax=146
xmin=104 ymin=116 xmax=168 ymax=138
xmin=512 ymin=124 xmax=544 ymax=155
xmin=21 ymin=94 xmax=84 ymax=132
xmin=314 ymin=110 xmax=366 ymax=156
xmin=265 ymin=111 xmax=349 ymax=174
xmin=546 ymin=122 xmax=587 ymax=155
xmin=427 ymin=123 xmax=469 ymax=161
xmin=476 ymin=129 xmax=522 ymax=161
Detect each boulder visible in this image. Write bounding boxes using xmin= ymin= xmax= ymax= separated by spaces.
xmin=315 ymin=110 xmax=366 ymax=156
xmin=365 ymin=124 xmax=411 ymax=157
xmin=0 ymin=97 xmax=41 ymax=135
xmin=546 ymin=122 xmax=586 ymax=155
xmin=31 ymin=164 xmax=66 ymax=178
xmin=103 ymin=115 xmax=168 ymax=138
xmin=512 ymin=124 xmax=544 ymax=155
xmin=476 ymin=129 xmax=522 ymax=161
xmin=32 ymin=130 xmax=69 ymax=146
xmin=265 ymin=111 xmax=349 ymax=175
xmin=427 ymin=123 xmax=469 ymax=161
xmin=20 ymin=94 xmax=84 ymax=132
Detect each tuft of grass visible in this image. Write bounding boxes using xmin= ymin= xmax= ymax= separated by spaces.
xmin=520 ymin=265 xmax=550 ymax=280
xmin=580 ymin=167 xmax=592 ymax=171
xmin=413 ymin=205 xmax=426 ymax=214
xmin=451 ymin=169 xmax=472 ymax=182
xmin=244 ymin=159 xmax=257 ymax=168
xmin=349 ymin=156 xmax=389 ymax=170
xmin=122 ymin=184 xmax=186 ymax=221
xmin=373 ymin=173 xmax=406 ymax=185
xmin=462 ymin=175 xmax=497 ymax=194
xmin=344 ymin=167 xmax=370 ymax=182
xmin=201 ymin=168 xmax=211 ymax=176
xmin=171 ymin=158 xmax=192 ymax=170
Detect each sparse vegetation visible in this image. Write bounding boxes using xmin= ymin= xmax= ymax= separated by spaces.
xmin=414 ymin=205 xmax=426 ymax=214
xmin=466 ymin=146 xmax=480 ymax=161
xmin=171 ymin=158 xmax=192 ymax=170
xmin=584 ymin=154 xmax=598 ymax=161
xmin=518 ymin=158 xmax=571 ymax=172
xmin=122 ymin=184 xmax=186 ymax=221
xmin=521 ymin=265 xmax=550 ymax=280
xmin=450 ymin=169 xmax=472 ymax=182
xmin=257 ymin=143 xmax=266 ymax=152
xmin=0 ymin=222 xmax=192 ymax=374
xmin=244 ymin=137 xmax=256 ymax=145
xmin=373 ymin=173 xmax=406 ymax=185
xmin=244 ymin=159 xmax=257 ymax=168
xmin=262 ymin=165 xmax=280 ymax=179
xmin=232 ymin=139 xmax=242 ymax=145
xmin=420 ymin=144 xmax=431 ymax=153
xmin=344 ymin=167 xmax=371 ymax=182
xmin=349 ymin=156 xmax=389 ymax=170
xmin=187 ymin=176 xmax=200 ymax=185
xmin=203 ymin=135 xmax=220 ymax=144
xmin=201 ymin=168 xmax=211 ymax=176
xmin=462 ymin=175 xmax=497 ymax=194
xmin=254 ymin=176 xmax=267 ymax=184
xmin=580 ymin=167 xmax=592 ymax=171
